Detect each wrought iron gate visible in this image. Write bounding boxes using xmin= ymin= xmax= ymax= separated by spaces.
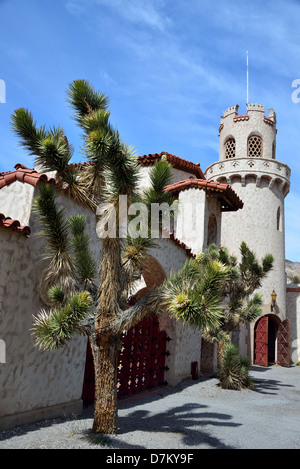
xmin=82 ymin=314 xmax=170 ymax=406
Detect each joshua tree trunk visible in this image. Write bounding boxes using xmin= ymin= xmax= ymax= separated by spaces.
xmin=91 ymin=238 xmax=122 ymax=434
xmin=90 ymin=335 xmax=121 ymax=434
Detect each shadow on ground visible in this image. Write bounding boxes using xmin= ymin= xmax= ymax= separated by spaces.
xmin=80 ymin=401 xmax=241 ymax=449
xmin=250 ymin=365 xmax=295 ymax=395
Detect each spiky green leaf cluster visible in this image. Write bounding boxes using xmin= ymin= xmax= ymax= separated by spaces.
xmin=239 ymin=241 xmax=274 ymax=292
xmin=162 ymin=258 xmax=229 ymax=331
xmin=218 ymin=343 xmax=253 ymax=390
xmin=33 ymin=183 xmax=70 ymax=257
xmin=196 ymin=242 xmax=274 ymax=335
xmin=143 ymin=157 xmax=174 ymax=207
xmin=67 ymin=79 xmax=109 ymax=125
xmin=68 ymin=215 xmax=97 ymax=288
xmin=67 ymin=79 xmax=140 ymax=201
xmin=11 ymin=108 xmax=73 ymax=172
xmin=32 ymin=291 xmax=93 ymax=350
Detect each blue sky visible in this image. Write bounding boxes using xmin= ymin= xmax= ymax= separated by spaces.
xmin=0 ymin=0 xmax=300 ymax=260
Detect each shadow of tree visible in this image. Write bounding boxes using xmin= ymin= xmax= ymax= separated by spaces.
xmin=80 ymin=401 xmax=241 ymax=449
xmin=249 ymin=366 xmax=295 ymax=395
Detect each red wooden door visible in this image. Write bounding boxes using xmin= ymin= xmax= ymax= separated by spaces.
xmin=277 ymin=319 xmax=290 ymax=367
xmin=254 ymin=316 xmax=268 ymax=366
xmin=117 ymin=315 xmax=168 ymax=398
xmin=82 ymin=314 xmax=169 ymax=406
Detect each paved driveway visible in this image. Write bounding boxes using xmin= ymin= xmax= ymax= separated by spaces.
xmin=0 ymin=365 xmax=299 ymax=449
xmin=113 ymin=365 xmax=300 ymax=449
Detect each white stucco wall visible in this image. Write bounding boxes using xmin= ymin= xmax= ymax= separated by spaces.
xmin=0 ymin=188 xmax=101 ymax=430
xmin=0 ymin=181 xmax=34 ymax=226
xmin=149 ymin=238 xmax=203 ymax=385
xmin=286 ymin=288 xmax=300 ymax=364
xmin=0 ymin=157 xmax=228 ymax=429
xmin=138 ymin=165 xmax=199 ymax=192
xmin=219 ymin=178 xmax=287 ymax=315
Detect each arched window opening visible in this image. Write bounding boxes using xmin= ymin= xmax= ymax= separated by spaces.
xmin=225 ymin=138 xmax=236 ymax=159
xmin=248 ymin=135 xmax=263 ymax=157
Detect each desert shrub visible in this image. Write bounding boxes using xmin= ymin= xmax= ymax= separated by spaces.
xmin=218 ymin=343 xmax=253 ymax=390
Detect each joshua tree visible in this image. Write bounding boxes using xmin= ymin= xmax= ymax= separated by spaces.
xmin=11 ymin=80 xmax=228 ymax=434
xmin=197 ymin=243 xmax=274 ymax=388
xmin=164 ymin=243 xmax=273 ymax=389
xmin=197 ymin=243 xmax=274 ymax=342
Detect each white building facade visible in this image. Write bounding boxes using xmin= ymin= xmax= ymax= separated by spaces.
xmin=0 ymin=103 xmax=299 ymax=431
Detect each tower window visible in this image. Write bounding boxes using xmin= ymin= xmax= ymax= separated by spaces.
xmin=225 ymin=138 xmax=236 ymax=159
xmin=248 ymin=135 xmax=263 ymax=157
xmin=277 ymin=207 xmax=282 ymax=231
xmin=272 ymin=141 xmax=276 ymax=159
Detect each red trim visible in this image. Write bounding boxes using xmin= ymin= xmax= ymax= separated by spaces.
xmin=234 ymin=114 xmax=249 ymax=119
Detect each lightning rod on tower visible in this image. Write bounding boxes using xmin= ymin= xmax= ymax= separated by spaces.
xmin=247 ymin=51 xmax=249 ymax=105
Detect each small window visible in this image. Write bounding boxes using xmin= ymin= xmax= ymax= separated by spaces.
xmin=277 ymin=207 xmax=282 ymax=231
xmin=225 ymin=138 xmax=236 ymax=159
xmin=272 ymin=141 xmax=276 ymax=159
xmin=248 ymin=135 xmax=263 ymax=157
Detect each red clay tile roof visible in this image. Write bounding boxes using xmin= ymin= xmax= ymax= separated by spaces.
xmin=233 ymin=114 xmax=249 ymax=121
xmin=0 ymin=213 xmax=31 ymax=236
xmin=0 ymin=164 xmax=57 ymax=238
xmin=161 ymin=228 xmax=195 ymax=258
xmin=165 ymin=178 xmax=243 ymax=212
xmin=137 ymin=152 xmax=205 ymax=179
xmin=168 ymin=232 xmax=196 ymax=258
xmin=0 ymin=163 xmax=56 ymax=189
xmin=264 ymin=116 xmax=275 ymax=126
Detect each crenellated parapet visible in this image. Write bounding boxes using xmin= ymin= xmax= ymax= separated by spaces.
xmin=219 ymin=103 xmax=278 ymax=161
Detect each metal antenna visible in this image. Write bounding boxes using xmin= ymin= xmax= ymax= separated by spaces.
xmin=247 ymin=51 xmax=249 ymax=105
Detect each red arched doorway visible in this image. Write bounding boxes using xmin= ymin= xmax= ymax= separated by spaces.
xmin=254 ymin=315 xmax=290 ymax=367
xmin=82 ymin=255 xmax=170 ymax=406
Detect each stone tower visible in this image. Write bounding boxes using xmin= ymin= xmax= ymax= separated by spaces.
xmin=205 ymin=103 xmax=291 ymax=358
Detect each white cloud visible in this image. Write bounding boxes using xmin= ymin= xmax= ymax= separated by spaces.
xmin=66 ymin=0 xmax=170 ymax=31
xmin=65 ymin=1 xmax=86 ymax=16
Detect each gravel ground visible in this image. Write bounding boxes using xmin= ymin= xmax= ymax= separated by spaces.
xmin=0 ymin=365 xmax=300 ymax=450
